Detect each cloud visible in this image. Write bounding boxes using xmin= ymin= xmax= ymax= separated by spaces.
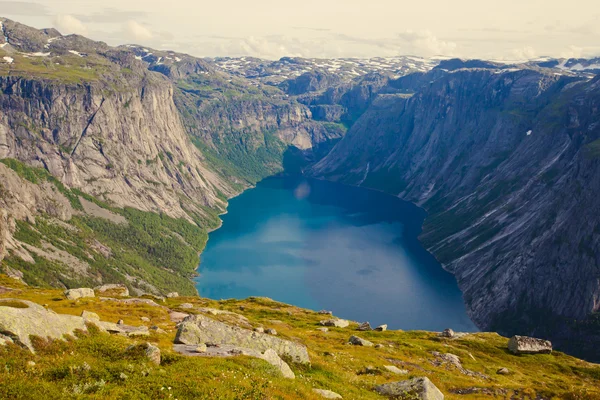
xmin=396 ymin=30 xmax=457 ymax=56
xmin=0 ymin=1 xmax=48 ymax=16
xmin=510 ymin=46 xmax=537 ymax=60
xmin=53 ymin=15 xmax=87 ymax=35
xmin=123 ymin=20 xmax=153 ymax=42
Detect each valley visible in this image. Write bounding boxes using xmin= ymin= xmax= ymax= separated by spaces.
xmin=1 ymin=15 xmax=600 ymax=365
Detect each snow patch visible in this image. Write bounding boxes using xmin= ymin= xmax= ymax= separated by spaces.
xmin=24 ymin=52 xmax=51 ymax=57
xmin=2 ymin=56 xmax=13 ymax=63
xmin=68 ymin=50 xmax=84 ymax=57
xmin=526 ymin=130 xmax=532 ymax=136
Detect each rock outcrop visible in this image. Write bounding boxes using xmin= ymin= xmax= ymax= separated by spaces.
xmin=508 ymin=335 xmax=552 ymax=355
xmin=374 ymin=377 xmax=444 ymax=399
xmin=174 ymin=314 xmax=310 ymax=364
xmin=0 ymin=299 xmax=88 ymax=351
xmin=65 ymin=288 xmax=95 ymax=300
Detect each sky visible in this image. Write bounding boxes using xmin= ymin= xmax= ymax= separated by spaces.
xmin=1 ymin=0 xmax=599 ymax=60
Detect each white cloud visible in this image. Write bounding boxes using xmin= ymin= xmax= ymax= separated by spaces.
xmin=123 ymin=20 xmax=153 ymax=42
xmin=53 ymin=15 xmax=87 ymax=35
xmin=510 ymin=46 xmax=537 ymax=60
xmin=396 ymin=30 xmax=457 ymax=56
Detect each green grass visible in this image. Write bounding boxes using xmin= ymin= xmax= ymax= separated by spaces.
xmin=0 ymin=277 xmax=598 ymax=399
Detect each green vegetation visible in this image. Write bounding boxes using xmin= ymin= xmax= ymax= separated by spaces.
xmin=0 ymin=157 xmax=221 ymax=295
xmin=0 ymin=276 xmax=598 ymax=399
xmin=0 ymin=50 xmax=110 ymax=83
xmin=191 ymin=130 xmax=288 ymax=185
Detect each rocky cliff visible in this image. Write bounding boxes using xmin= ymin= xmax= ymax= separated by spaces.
xmin=312 ymin=64 xmax=600 ymax=359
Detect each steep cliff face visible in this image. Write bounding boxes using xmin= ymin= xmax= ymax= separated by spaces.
xmin=312 ymin=67 xmax=600 ymax=359
xmin=0 ymin=72 xmax=230 ymax=221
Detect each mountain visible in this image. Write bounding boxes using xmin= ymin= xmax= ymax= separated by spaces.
xmin=311 ymin=61 xmax=600 ymax=360
xmin=1 ymin=17 xmax=600 ymax=362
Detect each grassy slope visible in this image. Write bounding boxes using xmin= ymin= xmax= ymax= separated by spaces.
xmin=0 ymin=275 xmax=598 ymax=400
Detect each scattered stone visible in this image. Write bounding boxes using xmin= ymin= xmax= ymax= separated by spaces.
xmin=357 ymin=322 xmax=372 ymax=331
xmin=175 ymin=314 xmax=310 ymax=364
xmin=140 ymin=317 xmax=150 ymax=322
xmin=65 ymin=288 xmax=95 ymax=300
xmin=317 ymin=327 xmax=329 ymax=333
xmin=127 ymin=327 xmax=150 ymax=337
xmin=261 ymin=348 xmax=295 ymax=379
xmin=254 ymin=327 xmax=265 ymax=333
xmin=384 ymin=365 xmax=409 ymax=375
xmin=508 ymin=335 xmax=552 ymax=355
xmin=375 ymin=324 xmax=387 ymax=332
xmin=265 ymin=328 xmax=277 ymax=336
xmin=150 ymin=326 xmax=166 ymax=334
xmin=440 ymin=328 xmax=455 ymax=338
xmin=318 ymin=310 xmax=333 ymax=316
xmin=81 ymin=310 xmax=100 ymax=321
xmin=431 ymin=352 xmax=489 ymax=379
xmin=497 ymin=367 xmax=510 ymax=375
xmin=94 ymin=284 xmax=129 ymax=297
xmin=26 ymin=361 xmax=36 ymax=367
xmin=169 ymin=311 xmax=189 ymax=323
xmin=349 ymin=335 xmax=373 ymax=347
xmin=313 ymin=388 xmax=342 ymax=399
xmin=180 ymin=303 xmax=194 ymax=309
xmin=119 ymin=372 xmax=128 ymax=380
xmin=320 ymin=319 xmax=349 ymax=328
xmin=196 ymin=343 xmax=207 ymax=353
xmin=144 ymin=343 xmax=161 ymax=365
xmin=374 ymin=377 xmax=444 ymax=400
xmin=166 ymin=292 xmax=179 ymax=298
xmin=0 ymin=299 xmax=89 ymax=352
xmin=374 ymin=344 xmax=384 ymax=349
xmin=117 ymin=319 xmax=124 ymax=325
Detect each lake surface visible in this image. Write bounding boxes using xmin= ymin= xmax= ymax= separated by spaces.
xmin=195 ymin=176 xmax=477 ymax=332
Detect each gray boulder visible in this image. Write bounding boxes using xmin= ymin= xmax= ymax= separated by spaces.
xmin=313 ymin=388 xmax=342 ymax=398
xmin=175 ymin=314 xmax=310 ymax=364
xmin=349 ymin=335 xmax=373 ymax=347
xmin=374 ymin=377 xmax=444 ymax=399
xmin=320 ymin=319 xmax=349 ymax=328
xmin=65 ymin=288 xmax=95 ymax=300
xmin=384 ymin=365 xmax=409 ymax=375
xmin=508 ymin=335 xmax=552 ymax=354
xmin=0 ymin=299 xmax=89 ymax=351
xmin=440 ymin=328 xmax=455 ymax=338
xmin=80 ymin=310 xmax=100 ymax=321
xmin=375 ymin=324 xmax=387 ymax=332
xmin=261 ymin=348 xmax=295 ymax=379
xmin=357 ymin=322 xmax=372 ymax=331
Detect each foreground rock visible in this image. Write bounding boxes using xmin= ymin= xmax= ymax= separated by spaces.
xmin=174 ymin=344 xmax=295 ymax=379
xmin=0 ymin=299 xmax=88 ymax=351
xmin=357 ymin=322 xmax=372 ymax=331
xmin=313 ymin=388 xmax=342 ymax=398
xmin=94 ymin=284 xmax=129 ymax=297
xmin=349 ymin=335 xmax=373 ymax=347
xmin=374 ymin=377 xmax=444 ymax=399
xmin=320 ymin=319 xmax=349 ymax=328
xmin=508 ymin=335 xmax=552 ymax=355
xmin=65 ymin=288 xmax=95 ymax=300
xmin=175 ymin=314 xmax=310 ymax=364
xmin=384 ymin=365 xmax=409 ymax=375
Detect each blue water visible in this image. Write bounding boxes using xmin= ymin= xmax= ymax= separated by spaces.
xmin=195 ymin=176 xmax=476 ymax=332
